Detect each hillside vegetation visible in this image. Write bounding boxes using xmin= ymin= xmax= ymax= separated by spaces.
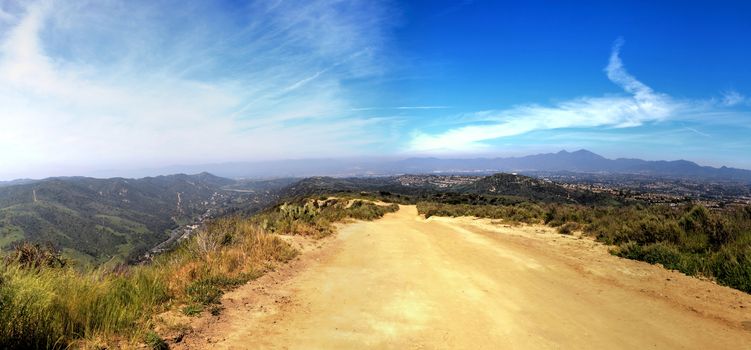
xmin=0 ymin=173 xmax=288 ymax=265
xmin=0 ymin=198 xmax=395 ymax=349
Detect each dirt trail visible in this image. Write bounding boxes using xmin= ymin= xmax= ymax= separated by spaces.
xmin=176 ymin=205 xmax=751 ymax=349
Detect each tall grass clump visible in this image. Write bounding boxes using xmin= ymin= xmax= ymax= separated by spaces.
xmin=0 ymin=244 xmax=168 ymax=349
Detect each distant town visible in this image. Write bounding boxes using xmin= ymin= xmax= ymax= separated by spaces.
xmin=533 ymin=172 xmax=751 ymax=208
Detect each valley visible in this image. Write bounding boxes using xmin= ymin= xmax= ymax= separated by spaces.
xmin=0 ymin=174 xmax=292 ymax=265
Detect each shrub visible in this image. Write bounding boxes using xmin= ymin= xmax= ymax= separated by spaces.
xmin=557 ymin=222 xmax=580 ymax=235
xmin=614 ymin=242 xmax=682 ymax=270
xmin=709 ymin=245 xmax=751 ymax=293
xmin=4 ymin=242 xmax=66 ymax=269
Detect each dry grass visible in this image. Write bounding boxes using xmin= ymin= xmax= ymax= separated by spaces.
xmin=0 ymin=216 xmax=296 ymax=349
xmin=0 ymin=197 xmax=395 ymax=348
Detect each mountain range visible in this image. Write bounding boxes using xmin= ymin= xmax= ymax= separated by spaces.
xmin=395 ymin=150 xmax=751 ymax=182
xmin=100 ymin=150 xmax=751 ymax=182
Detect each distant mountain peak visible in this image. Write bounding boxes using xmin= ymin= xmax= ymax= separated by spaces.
xmin=554 ymin=149 xmax=600 ymax=157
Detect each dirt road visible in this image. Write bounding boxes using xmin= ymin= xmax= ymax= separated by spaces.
xmin=176 ymin=205 xmax=751 ymax=349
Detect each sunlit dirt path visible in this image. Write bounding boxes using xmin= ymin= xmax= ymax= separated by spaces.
xmin=176 ymin=205 xmax=751 ymax=349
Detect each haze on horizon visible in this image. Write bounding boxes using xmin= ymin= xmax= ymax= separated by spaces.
xmin=1 ymin=0 xmax=750 ymax=180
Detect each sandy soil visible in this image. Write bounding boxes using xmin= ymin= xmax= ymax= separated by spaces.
xmin=174 ymin=205 xmax=751 ymax=349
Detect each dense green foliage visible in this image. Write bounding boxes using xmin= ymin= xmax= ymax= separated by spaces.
xmin=417 ymin=201 xmax=751 ymax=293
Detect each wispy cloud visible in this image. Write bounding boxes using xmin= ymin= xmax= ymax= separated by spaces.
xmin=721 ymin=90 xmax=748 ymax=106
xmin=409 ymin=39 xmax=682 ymax=152
xmin=682 ymin=126 xmax=711 ymax=137
xmin=0 ymin=0 xmax=394 ymax=178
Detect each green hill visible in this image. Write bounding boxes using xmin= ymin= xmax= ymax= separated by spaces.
xmin=0 ymin=173 xmax=239 ymax=264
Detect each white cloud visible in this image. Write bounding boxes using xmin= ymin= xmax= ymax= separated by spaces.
xmin=0 ymin=0 xmax=394 ymax=178
xmin=409 ymin=39 xmax=678 ymax=152
xmin=721 ymin=90 xmax=747 ymax=106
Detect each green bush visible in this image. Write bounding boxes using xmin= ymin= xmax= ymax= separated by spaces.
xmin=614 ymin=242 xmax=682 ymax=270
xmin=709 ymin=245 xmax=751 ymax=293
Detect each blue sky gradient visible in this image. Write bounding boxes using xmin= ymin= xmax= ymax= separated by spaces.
xmin=0 ymin=0 xmax=749 ymax=179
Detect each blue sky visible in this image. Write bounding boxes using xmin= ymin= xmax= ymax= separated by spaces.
xmin=0 ymin=0 xmax=749 ymax=179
